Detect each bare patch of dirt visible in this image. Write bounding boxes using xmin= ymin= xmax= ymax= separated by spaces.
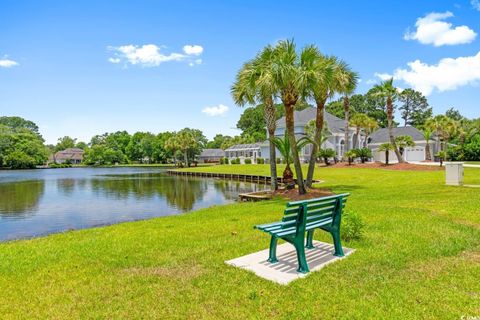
xmin=273 ymin=187 xmax=334 ymax=201
xmin=328 ymin=162 xmax=443 ymax=171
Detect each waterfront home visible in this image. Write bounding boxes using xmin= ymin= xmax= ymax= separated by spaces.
xmin=368 ymin=126 xmax=437 ymax=163
xmin=225 ymin=143 xmax=262 ymax=164
xmin=259 ymin=108 xmax=366 ymax=162
xmin=197 ymin=148 xmax=225 ymax=163
xmin=50 ymin=148 xmax=84 ymax=164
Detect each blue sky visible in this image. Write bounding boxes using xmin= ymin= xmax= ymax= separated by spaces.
xmin=1 ymin=0 xmax=479 ymax=144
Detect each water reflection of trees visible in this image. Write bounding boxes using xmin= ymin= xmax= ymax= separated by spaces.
xmin=0 ymin=180 xmax=44 ymax=217
xmin=89 ymin=174 xmax=207 ymax=211
xmin=213 ymin=179 xmax=268 ymax=199
xmin=56 ymin=178 xmax=77 ymax=195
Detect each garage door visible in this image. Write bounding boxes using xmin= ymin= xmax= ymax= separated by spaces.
xmin=373 ymin=149 xmax=386 ymax=162
xmin=405 ymin=147 xmax=425 ymax=162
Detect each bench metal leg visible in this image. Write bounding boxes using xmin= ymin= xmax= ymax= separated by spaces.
xmin=331 ymin=230 xmax=344 ymax=257
xmin=294 ymin=241 xmax=310 ymax=273
xmin=306 ymin=230 xmax=315 ymax=249
xmin=267 ymin=236 xmax=278 ymax=263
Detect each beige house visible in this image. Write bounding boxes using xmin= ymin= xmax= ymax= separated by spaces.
xmin=51 ymin=148 xmax=84 ymax=164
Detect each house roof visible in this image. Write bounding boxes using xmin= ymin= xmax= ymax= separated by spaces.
xmin=198 ymin=149 xmax=225 ymax=158
xmin=225 ymin=143 xmax=261 ymax=151
xmin=54 ymin=148 xmax=85 ymax=161
xmin=369 ymin=126 xmax=425 ymax=144
xmin=275 ymin=108 xmax=347 ymax=134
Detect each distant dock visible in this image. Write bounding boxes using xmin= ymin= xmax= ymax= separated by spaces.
xmin=166 ymin=170 xmax=283 ymax=185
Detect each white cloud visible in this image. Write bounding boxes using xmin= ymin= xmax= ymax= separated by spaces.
xmin=183 ymin=45 xmax=203 ymax=56
xmin=375 ymin=51 xmax=480 ymax=96
xmin=374 ymin=72 xmax=393 ymax=81
xmin=472 ymin=0 xmax=480 ymax=10
xmin=404 ymin=11 xmax=476 ymax=46
xmin=108 ymin=44 xmax=203 ymax=67
xmin=202 ymin=104 xmax=229 ymax=116
xmin=188 ymin=59 xmax=203 ymax=67
xmin=0 ymin=58 xmax=18 ymax=68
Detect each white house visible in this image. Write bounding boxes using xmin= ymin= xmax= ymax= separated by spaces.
xmin=368 ymin=126 xmax=438 ymax=163
xmin=225 ymin=143 xmax=262 ymax=164
xmin=260 ymin=108 xmax=366 ymax=162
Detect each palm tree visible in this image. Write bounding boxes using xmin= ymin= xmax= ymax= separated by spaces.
xmin=378 ymin=142 xmax=394 ymax=165
xmin=426 ymin=115 xmax=458 ymax=158
xmin=164 ymin=134 xmax=179 ymax=167
xmin=304 ymin=53 xmax=339 ymax=187
xmin=425 ymin=116 xmax=443 ymax=156
xmin=395 ymin=135 xmax=415 ymax=157
xmin=370 ymin=79 xmax=404 ymax=163
xmin=349 ymin=113 xmax=369 ymax=149
xmin=231 ymin=46 xmax=279 ymax=190
xmin=304 ymin=55 xmax=358 ymax=187
xmin=338 ymin=67 xmax=359 ymax=154
xmin=272 ymin=132 xmax=311 ymax=189
xmin=344 ymin=149 xmax=357 ymax=165
xmin=421 ymin=128 xmax=433 ymax=161
xmin=269 ymin=40 xmax=317 ymax=195
xmin=363 ymin=117 xmax=379 ymax=148
xmin=442 ymin=118 xmax=458 ymax=156
xmin=176 ymin=129 xmax=197 ymax=167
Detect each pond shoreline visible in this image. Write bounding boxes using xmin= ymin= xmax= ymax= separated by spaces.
xmin=0 ymin=167 xmax=266 ymax=241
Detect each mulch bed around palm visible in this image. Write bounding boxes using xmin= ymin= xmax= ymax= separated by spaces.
xmin=327 ymin=162 xmax=443 ymax=171
xmin=273 ymin=187 xmax=334 ymax=201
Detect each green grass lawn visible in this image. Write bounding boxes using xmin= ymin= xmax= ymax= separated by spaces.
xmin=1 ymin=165 xmax=479 ymax=318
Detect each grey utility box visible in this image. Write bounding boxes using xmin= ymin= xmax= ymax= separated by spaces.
xmin=445 ymin=162 xmax=464 ymax=186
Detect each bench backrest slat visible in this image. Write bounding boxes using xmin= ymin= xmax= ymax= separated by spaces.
xmin=281 ymin=194 xmax=349 ymax=233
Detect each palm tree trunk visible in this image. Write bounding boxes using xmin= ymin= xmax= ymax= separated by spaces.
xmin=306 ymin=96 xmax=326 ymax=188
xmin=385 ymin=150 xmax=389 ymax=165
xmin=268 ymin=132 xmax=278 ymax=190
xmin=387 ymin=97 xmax=404 ymax=163
xmin=344 ymin=96 xmax=350 ymax=154
xmin=264 ymin=100 xmax=278 ymax=190
xmin=425 ymin=141 xmax=432 ymax=161
xmin=353 ymin=128 xmax=360 ymax=149
xmin=184 ymin=150 xmax=189 ymax=167
xmin=285 ymin=103 xmax=306 ymax=195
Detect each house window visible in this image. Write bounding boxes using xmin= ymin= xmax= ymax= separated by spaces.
xmin=340 ymin=140 xmax=345 ymax=157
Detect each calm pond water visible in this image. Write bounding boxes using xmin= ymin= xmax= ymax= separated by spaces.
xmin=0 ymin=167 xmax=267 ymax=241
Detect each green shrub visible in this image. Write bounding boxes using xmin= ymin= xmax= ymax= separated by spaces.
xmin=231 ymin=157 xmax=240 ymax=164
xmin=4 ymin=151 xmax=37 ymax=169
xmin=276 ymin=158 xmax=281 ymax=164
xmin=318 ymin=148 xmax=336 ymax=165
xmin=256 ymin=157 xmax=264 ymax=164
xmin=244 ymin=158 xmax=252 ymax=164
xmin=341 ymin=211 xmax=365 ymax=242
xmin=463 ymin=135 xmax=480 ymax=160
xmin=353 ymin=148 xmax=372 ymax=163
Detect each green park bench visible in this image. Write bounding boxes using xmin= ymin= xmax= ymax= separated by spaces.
xmin=254 ymin=193 xmax=349 ymax=273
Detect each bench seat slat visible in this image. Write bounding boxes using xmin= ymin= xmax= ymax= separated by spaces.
xmin=263 ymin=216 xmax=334 ymax=237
